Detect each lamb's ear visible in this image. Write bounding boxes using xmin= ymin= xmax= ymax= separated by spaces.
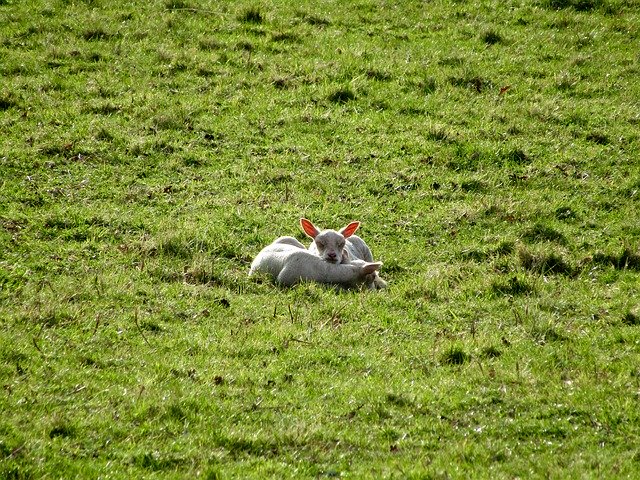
xmin=300 ymin=218 xmax=320 ymax=239
xmin=339 ymin=221 xmax=360 ymax=238
xmin=361 ymin=262 xmax=382 ymax=275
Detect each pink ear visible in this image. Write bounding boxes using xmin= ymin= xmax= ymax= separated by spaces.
xmin=300 ymin=218 xmax=320 ymax=238
xmin=340 ymin=221 xmax=360 ymax=238
xmin=362 ymin=262 xmax=382 ymax=275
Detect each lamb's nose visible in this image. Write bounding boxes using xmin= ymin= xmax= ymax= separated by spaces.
xmin=328 ymin=252 xmax=336 ymax=259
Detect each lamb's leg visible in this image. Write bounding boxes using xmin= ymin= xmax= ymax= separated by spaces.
xmin=372 ymin=274 xmax=388 ymax=289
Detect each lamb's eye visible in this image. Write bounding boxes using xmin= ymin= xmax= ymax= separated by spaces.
xmin=337 ymin=241 xmax=345 ymax=249
xmin=316 ymin=240 xmax=324 ymax=248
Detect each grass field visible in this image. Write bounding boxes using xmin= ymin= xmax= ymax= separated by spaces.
xmin=1 ymin=0 xmax=640 ymax=477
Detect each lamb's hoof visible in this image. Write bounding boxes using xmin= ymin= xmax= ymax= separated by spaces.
xmin=373 ymin=276 xmax=388 ymax=290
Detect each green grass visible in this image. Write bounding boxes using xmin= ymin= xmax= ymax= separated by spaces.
xmin=1 ymin=0 xmax=640 ymax=477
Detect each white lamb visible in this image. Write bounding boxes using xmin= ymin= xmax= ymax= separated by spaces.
xmin=249 ymin=237 xmax=382 ymax=288
xmin=299 ymin=218 xmax=387 ymax=289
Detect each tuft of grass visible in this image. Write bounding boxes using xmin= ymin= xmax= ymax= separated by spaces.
xmin=492 ymin=275 xmax=535 ymax=296
xmin=82 ymin=27 xmax=116 ymax=41
xmin=48 ymin=422 xmax=76 ymax=439
xmin=448 ymin=73 xmax=492 ymax=93
xmin=0 ymin=92 xmax=17 ymax=110
xmin=238 ymin=7 xmax=265 ymax=24
xmin=592 ymin=248 xmax=640 ymax=271
xmin=297 ymin=11 xmax=330 ymax=26
xmin=622 ymin=309 xmax=639 ymax=326
xmin=271 ymin=31 xmax=300 ymax=43
xmin=424 ymin=123 xmax=450 ymax=142
xmin=165 ymin=0 xmax=192 ymax=10
xmin=366 ymin=69 xmax=392 ymax=82
xmin=420 ymin=76 xmax=438 ymax=94
xmin=481 ymin=29 xmax=503 ymax=45
xmin=481 ymin=346 xmax=502 ymax=359
xmin=555 ymin=206 xmax=579 ymax=221
xmin=530 ymin=322 xmax=567 ymax=344
xmin=542 ymin=0 xmax=608 ymax=12
xmin=441 ymin=346 xmax=471 ymax=366
xmin=327 ymin=86 xmax=357 ymax=104
xmin=586 ymin=131 xmax=609 ymax=145
xmin=500 ymin=147 xmax=531 ymax=165
xmin=555 ymin=71 xmax=580 ymax=91
xmin=518 ymin=247 xmax=575 ymax=276
xmin=522 ymin=222 xmax=567 ymax=245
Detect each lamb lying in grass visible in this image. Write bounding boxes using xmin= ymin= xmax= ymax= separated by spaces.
xmin=300 ymin=218 xmax=387 ymax=289
xmin=249 ymin=237 xmax=382 ymax=288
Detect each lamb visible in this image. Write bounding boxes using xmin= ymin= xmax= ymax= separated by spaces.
xmin=249 ymin=238 xmax=382 ymax=288
xmin=299 ymin=218 xmax=387 ymax=289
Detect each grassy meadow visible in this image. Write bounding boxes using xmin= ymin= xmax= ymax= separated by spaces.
xmin=2 ymin=0 xmax=640 ymax=477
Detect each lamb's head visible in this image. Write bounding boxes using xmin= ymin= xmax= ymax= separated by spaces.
xmin=300 ymin=218 xmax=360 ymax=264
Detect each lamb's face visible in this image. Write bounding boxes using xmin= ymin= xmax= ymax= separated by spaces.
xmin=314 ymin=230 xmax=346 ymax=264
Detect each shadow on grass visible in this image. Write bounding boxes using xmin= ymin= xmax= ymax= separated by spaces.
xmin=591 ymin=248 xmax=640 ymax=271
